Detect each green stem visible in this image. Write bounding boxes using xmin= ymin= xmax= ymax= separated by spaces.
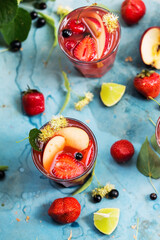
xmin=0 ymin=166 xmax=8 ymax=171
xmin=149 ymin=96 xmax=160 ymax=106
xmin=148 ymin=118 xmax=156 ymax=127
xmin=149 ymin=176 xmax=158 ymax=194
xmin=135 ymin=218 xmax=139 ymax=240
xmin=0 ymin=48 xmax=9 ymax=53
xmin=94 ymin=174 xmax=102 ymax=187
xmin=16 ymin=137 xmax=29 ymax=143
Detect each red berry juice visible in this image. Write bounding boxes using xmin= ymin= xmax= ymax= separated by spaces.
xmin=32 ymin=118 xmax=97 ymax=187
xmin=58 ymin=6 xmax=120 ymax=78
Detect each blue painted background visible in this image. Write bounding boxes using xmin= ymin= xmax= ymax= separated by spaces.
xmin=0 ymin=0 xmax=160 ymax=239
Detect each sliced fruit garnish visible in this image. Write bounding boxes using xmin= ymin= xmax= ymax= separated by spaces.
xmin=52 ymin=153 xmax=84 ymax=179
xmin=140 ymin=27 xmax=160 ymax=69
xmin=82 ymin=17 xmax=101 ymax=37
xmin=100 ymin=83 xmax=126 ymax=107
xmin=81 ymin=140 xmax=94 ymax=166
xmin=43 ymin=136 xmax=65 ymax=172
xmin=94 ymin=208 xmax=120 ymax=235
xmin=73 ymin=36 xmax=96 ymax=61
xmin=58 ymin=127 xmax=89 ymax=151
xmin=68 ymin=19 xmax=86 ymax=34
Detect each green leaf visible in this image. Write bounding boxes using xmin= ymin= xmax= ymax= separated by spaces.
xmin=29 ymin=128 xmax=42 ymax=152
xmin=0 ymin=166 xmax=8 ymax=171
xmin=38 ymin=12 xmax=58 ymax=64
xmin=151 ymin=134 xmax=160 ymax=155
xmin=137 ymin=137 xmax=160 ymax=179
xmin=0 ymin=0 xmax=18 ymax=27
xmin=59 ymin=71 xmax=71 ymax=113
xmin=1 ymin=8 xmax=31 ymax=44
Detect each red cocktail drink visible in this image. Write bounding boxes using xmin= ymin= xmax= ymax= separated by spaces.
xmin=32 ymin=117 xmax=97 ymax=187
xmin=156 ymin=117 xmax=160 ymax=147
xmin=58 ymin=6 xmax=120 ymax=78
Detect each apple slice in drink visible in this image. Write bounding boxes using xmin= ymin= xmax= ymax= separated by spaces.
xmin=140 ymin=27 xmax=160 ymax=69
xmin=58 ymin=127 xmax=89 ymax=151
xmin=82 ymin=12 xmax=106 ymax=59
xmin=43 ymin=136 xmax=65 ymax=172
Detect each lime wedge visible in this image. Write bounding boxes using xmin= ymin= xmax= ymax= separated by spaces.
xmin=94 ymin=208 xmax=120 ymax=235
xmin=100 ymin=83 xmax=126 ymax=107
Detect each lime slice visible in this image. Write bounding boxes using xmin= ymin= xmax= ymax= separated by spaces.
xmin=94 ymin=208 xmax=120 ymax=235
xmin=100 ymin=83 xmax=126 ymax=107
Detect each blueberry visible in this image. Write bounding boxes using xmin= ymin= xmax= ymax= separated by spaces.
xmin=39 ymin=2 xmax=47 ymax=10
xmin=30 ymin=11 xmax=38 ymax=20
xmin=37 ymin=18 xmax=46 ymax=28
xmin=93 ymin=195 xmax=102 ymax=203
xmin=108 ymin=189 xmax=119 ymax=199
xmin=10 ymin=40 xmax=21 ymax=52
xmin=0 ymin=170 xmax=5 ymax=180
xmin=75 ymin=152 xmax=83 ymax=160
xmin=150 ymin=193 xmax=157 ymax=200
xmin=62 ymin=29 xmax=72 ymax=38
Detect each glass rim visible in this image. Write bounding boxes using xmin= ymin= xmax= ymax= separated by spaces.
xmin=31 ymin=117 xmax=98 ymax=182
xmin=58 ymin=5 xmax=121 ymax=64
xmin=155 ymin=116 xmax=160 ymax=147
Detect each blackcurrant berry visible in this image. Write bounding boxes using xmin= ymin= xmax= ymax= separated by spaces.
xmin=150 ymin=193 xmax=157 ymax=200
xmin=0 ymin=170 xmax=5 ymax=180
xmin=75 ymin=152 xmax=83 ymax=160
xmin=93 ymin=194 xmax=102 ymax=203
xmin=37 ymin=18 xmax=46 ymax=28
xmin=62 ymin=29 xmax=72 ymax=38
xmin=10 ymin=40 xmax=21 ymax=52
xmin=108 ymin=189 xmax=119 ymax=199
xmin=39 ymin=2 xmax=47 ymax=10
xmin=30 ymin=11 xmax=38 ymax=20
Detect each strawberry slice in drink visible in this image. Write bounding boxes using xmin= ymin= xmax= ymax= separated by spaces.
xmin=52 ymin=153 xmax=85 ymax=179
xmin=73 ymin=36 xmax=96 ymax=61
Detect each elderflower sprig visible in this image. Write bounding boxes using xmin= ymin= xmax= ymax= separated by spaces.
xmin=102 ymin=13 xmax=119 ymax=33
xmin=57 ymin=5 xmax=72 ymax=21
xmin=38 ymin=116 xmax=68 ymax=142
xmin=75 ymin=92 xmax=94 ymax=111
xmin=92 ymin=183 xmax=115 ymax=198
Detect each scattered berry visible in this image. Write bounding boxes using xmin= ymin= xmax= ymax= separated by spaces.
xmin=75 ymin=152 xmax=83 ymax=160
xmin=111 ymin=139 xmax=134 ymax=163
xmin=48 ymin=197 xmax=81 ymax=224
xmin=74 ymin=36 xmax=96 ymax=61
xmin=121 ymin=0 xmax=146 ymax=25
xmin=108 ymin=189 xmax=119 ymax=199
xmin=0 ymin=170 xmax=5 ymax=180
xmin=150 ymin=193 xmax=157 ymax=200
xmin=65 ymin=40 xmax=77 ymax=51
xmin=134 ymin=70 xmax=160 ymax=99
xmin=22 ymin=87 xmax=45 ymax=116
xmin=68 ymin=19 xmax=86 ymax=34
xmin=62 ymin=29 xmax=72 ymax=38
xmin=10 ymin=40 xmax=21 ymax=52
xmin=30 ymin=11 xmax=38 ymax=20
xmin=37 ymin=17 xmax=46 ymax=28
xmin=93 ymin=194 xmax=102 ymax=203
xmin=39 ymin=2 xmax=47 ymax=10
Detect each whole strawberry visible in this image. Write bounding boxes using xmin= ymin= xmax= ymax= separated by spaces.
xmin=134 ymin=70 xmax=160 ymax=99
xmin=48 ymin=197 xmax=81 ymax=224
xmin=121 ymin=0 xmax=146 ymax=25
xmin=22 ymin=87 xmax=45 ymax=116
xmin=111 ymin=140 xmax=134 ymax=163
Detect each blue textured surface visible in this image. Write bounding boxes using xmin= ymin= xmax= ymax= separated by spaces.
xmin=0 ymin=0 xmax=160 ymax=239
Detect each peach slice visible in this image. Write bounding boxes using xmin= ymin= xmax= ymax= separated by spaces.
xmin=58 ymin=127 xmax=89 ymax=151
xmin=81 ymin=12 xmax=106 ymax=59
xmin=140 ymin=27 xmax=160 ymax=69
xmin=43 ymin=136 xmax=65 ymax=172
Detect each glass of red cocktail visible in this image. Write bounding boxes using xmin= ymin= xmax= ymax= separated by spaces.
xmin=58 ymin=5 xmax=121 ymax=78
xmin=32 ymin=117 xmax=97 ymax=187
xmin=156 ymin=117 xmax=160 ymax=147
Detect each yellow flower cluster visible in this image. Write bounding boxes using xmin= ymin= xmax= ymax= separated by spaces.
xmin=57 ymin=5 xmax=72 ymax=17
xmin=38 ymin=116 xmax=68 ymax=143
xmin=102 ymin=13 xmax=119 ymax=33
xmin=75 ymin=92 xmax=94 ymax=111
xmin=92 ymin=183 xmax=115 ymax=198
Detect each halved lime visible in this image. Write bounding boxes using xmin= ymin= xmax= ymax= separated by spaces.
xmin=100 ymin=83 xmax=126 ymax=107
xmin=94 ymin=208 xmax=120 ymax=235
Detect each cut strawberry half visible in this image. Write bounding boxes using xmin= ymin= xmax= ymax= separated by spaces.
xmin=73 ymin=36 xmax=96 ymax=61
xmin=52 ymin=153 xmax=85 ymax=179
